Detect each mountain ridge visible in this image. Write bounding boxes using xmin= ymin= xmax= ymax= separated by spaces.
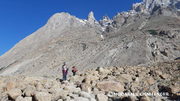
xmin=0 ymin=0 xmax=180 ymax=76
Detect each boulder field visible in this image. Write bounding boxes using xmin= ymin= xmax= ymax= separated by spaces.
xmin=0 ymin=60 xmax=179 ymax=101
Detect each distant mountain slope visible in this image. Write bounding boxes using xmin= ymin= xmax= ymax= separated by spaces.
xmin=0 ymin=0 xmax=180 ymax=76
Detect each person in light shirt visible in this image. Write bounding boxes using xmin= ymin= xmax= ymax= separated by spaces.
xmin=60 ymin=62 xmax=68 ymax=81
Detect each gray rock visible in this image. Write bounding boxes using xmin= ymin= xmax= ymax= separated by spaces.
xmin=96 ymin=94 xmax=108 ymax=101
xmin=34 ymin=92 xmax=52 ymax=101
xmin=73 ymin=97 xmax=89 ymax=101
xmin=86 ymin=11 xmax=101 ymax=28
xmin=97 ymin=78 xmax=124 ymax=92
xmin=7 ymin=89 xmax=22 ymax=100
xmin=99 ymin=15 xmax=112 ymax=27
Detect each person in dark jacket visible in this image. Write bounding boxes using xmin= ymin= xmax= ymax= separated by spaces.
xmin=72 ymin=66 xmax=77 ymax=76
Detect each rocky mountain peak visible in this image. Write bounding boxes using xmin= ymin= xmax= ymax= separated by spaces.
xmin=86 ymin=11 xmax=101 ymax=28
xmin=47 ymin=12 xmax=71 ymax=24
xmin=116 ymin=12 xmax=121 ymax=16
xmin=99 ymin=14 xmax=112 ymax=27
xmin=103 ymin=14 xmax=110 ymax=20
xmin=130 ymin=0 xmax=180 ymax=15
xmin=46 ymin=12 xmax=90 ymax=30
xmin=86 ymin=11 xmax=96 ymax=23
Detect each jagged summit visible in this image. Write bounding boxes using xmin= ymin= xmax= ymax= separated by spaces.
xmin=86 ymin=11 xmax=101 ymax=29
xmin=130 ymin=0 xmax=180 ymax=16
xmin=86 ymin=11 xmax=100 ymax=26
xmin=99 ymin=14 xmax=112 ymax=27
xmin=46 ymin=0 xmax=180 ymax=28
xmin=131 ymin=0 xmax=172 ymax=13
xmin=47 ymin=11 xmax=102 ymax=29
xmin=46 ymin=0 xmax=180 ymax=30
xmin=86 ymin=11 xmax=96 ymax=23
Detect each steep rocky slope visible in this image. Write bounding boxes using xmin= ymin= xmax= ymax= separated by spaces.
xmin=0 ymin=0 xmax=180 ymax=76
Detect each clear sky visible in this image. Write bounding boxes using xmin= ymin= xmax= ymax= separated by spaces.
xmin=0 ymin=0 xmax=143 ymax=56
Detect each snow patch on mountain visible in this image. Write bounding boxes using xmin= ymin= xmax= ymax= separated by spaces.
xmin=76 ymin=18 xmax=86 ymax=25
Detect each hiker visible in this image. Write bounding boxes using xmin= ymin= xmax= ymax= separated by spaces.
xmin=72 ymin=66 xmax=77 ymax=76
xmin=61 ymin=62 xmax=68 ymax=81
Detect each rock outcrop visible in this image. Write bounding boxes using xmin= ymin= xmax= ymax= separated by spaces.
xmin=99 ymin=15 xmax=112 ymax=27
xmin=86 ymin=11 xmax=101 ymax=28
xmin=130 ymin=0 xmax=180 ymax=16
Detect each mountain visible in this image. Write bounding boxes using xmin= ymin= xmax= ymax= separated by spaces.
xmin=130 ymin=0 xmax=180 ymax=16
xmin=0 ymin=0 xmax=180 ymax=76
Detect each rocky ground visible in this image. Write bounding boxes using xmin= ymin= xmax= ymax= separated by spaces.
xmin=0 ymin=60 xmax=179 ymax=101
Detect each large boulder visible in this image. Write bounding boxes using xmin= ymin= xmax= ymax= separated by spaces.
xmin=8 ymin=89 xmax=22 ymax=100
xmin=6 ymin=81 xmax=16 ymax=91
xmin=34 ymin=92 xmax=52 ymax=101
xmin=64 ymin=86 xmax=77 ymax=93
xmin=79 ymin=91 xmax=96 ymax=101
xmin=51 ymin=88 xmax=71 ymax=101
xmin=69 ymin=75 xmax=85 ymax=84
xmin=49 ymin=82 xmax=61 ymax=92
xmin=96 ymin=94 xmax=108 ymax=101
xmin=43 ymin=80 xmax=53 ymax=89
xmin=81 ymin=83 xmax=92 ymax=93
xmin=80 ymin=91 xmax=94 ymax=100
xmin=51 ymin=88 xmax=64 ymax=101
xmin=145 ymin=77 xmax=155 ymax=85
xmin=97 ymin=78 xmax=124 ymax=92
xmin=23 ymin=85 xmax=36 ymax=97
xmin=36 ymin=82 xmax=43 ymax=91
xmin=68 ymin=93 xmax=79 ymax=99
xmin=16 ymin=82 xmax=28 ymax=91
xmin=23 ymin=77 xmax=38 ymax=85
xmin=97 ymin=67 xmax=111 ymax=75
xmin=93 ymin=87 xmax=105 ymax=95
xmin=84 ymin=75 xmax=99 ymax=84
xmin=90 ymin=70 xmax=99 ymax=76
xmin=116 ymin=74 xmax=133 ymax=83
xmin=73 ymin=97 xmax=89 ymax=101
xmin=16 ymin=96 xmax=32 ymax=101
xmin=59 ymin=90 xmax=69 ymax=100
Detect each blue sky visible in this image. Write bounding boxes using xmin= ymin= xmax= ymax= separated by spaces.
xmin=0 ymin=0 xmax=142 ymax=56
